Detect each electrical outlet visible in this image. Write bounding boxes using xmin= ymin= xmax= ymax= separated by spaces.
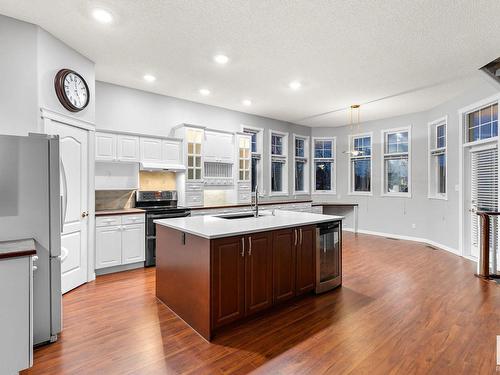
xmin=412 ymin=223 xmax=417 ymax=229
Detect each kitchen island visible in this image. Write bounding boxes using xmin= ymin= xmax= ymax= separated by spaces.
xmin=154 ymin=210 xmax=343 ymax=340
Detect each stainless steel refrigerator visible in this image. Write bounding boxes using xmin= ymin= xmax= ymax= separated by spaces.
xmin=0 ymin=133 xmax=62 ymax=345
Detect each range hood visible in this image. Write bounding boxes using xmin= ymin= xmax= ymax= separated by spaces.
xmin=140 ymin=162 xmax=186 ymax=171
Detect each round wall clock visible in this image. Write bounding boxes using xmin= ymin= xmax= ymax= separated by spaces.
xmin=54 ymin=69 xmax=90 ymax=112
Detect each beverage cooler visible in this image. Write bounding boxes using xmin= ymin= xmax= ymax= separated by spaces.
xmin=315 ymin=221 xmax=342 ymax=293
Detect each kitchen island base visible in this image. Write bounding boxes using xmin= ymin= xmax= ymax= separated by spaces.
xmin=156 ymin=217 xmax=342 ymax=341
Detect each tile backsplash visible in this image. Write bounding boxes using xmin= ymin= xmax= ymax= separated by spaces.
xmin=139 ymin=171 xmax=176 ymax=191
xmin=95 ymin=190 xmax=135 ymax=210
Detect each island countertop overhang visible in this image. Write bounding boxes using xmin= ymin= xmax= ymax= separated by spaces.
xmin=154 ymin=210 xmax=343 ymax=239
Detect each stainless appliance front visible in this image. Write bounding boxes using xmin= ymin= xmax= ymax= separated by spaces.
xmin=315 ymin=221 xmax=342 ymax=293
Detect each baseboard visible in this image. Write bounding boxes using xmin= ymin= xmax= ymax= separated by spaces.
xmin=95 ymin=261 xmax=145 ymax=276
xmin=343 ymin=227 xmax=461 ymax=257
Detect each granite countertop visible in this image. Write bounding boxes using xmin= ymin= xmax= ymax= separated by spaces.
xmin=0 ymin=238 xmax=36 ymax=260
xmin=190 ymin=199 xmax=313 ymax=210
xmin=95 ymin=208 xmax=145 ymax=216
xmin=155 ymin=209 xmax=343 ymax=239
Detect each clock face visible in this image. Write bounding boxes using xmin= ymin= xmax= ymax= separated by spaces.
xmin=63 ymin=72 xmax=88 ymax=109
xmin=54 ymin=69 xmax=90 ymax=112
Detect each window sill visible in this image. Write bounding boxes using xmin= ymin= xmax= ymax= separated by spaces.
xmin=313 ymin=190 xmax=337 ymax=195
xmin=428 ymin=194 xmax=448 ymax=201
xmin=381 ymin=192 xmax=412 ymax=198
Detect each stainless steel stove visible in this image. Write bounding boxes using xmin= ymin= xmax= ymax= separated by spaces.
xmin=135 ymin=190 xmax=191 ymax=266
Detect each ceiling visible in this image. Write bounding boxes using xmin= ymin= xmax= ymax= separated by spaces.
xmin=1 ymin=0 xmax=500 ymax=127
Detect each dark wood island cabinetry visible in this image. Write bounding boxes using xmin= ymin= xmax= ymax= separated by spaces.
xmin=155 ymin=213 xmax=342 ymax=340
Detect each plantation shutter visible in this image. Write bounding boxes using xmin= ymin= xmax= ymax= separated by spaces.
xmin=471 ymin=147 xmax=498 ymax=258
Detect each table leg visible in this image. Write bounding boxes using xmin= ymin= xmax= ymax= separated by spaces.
xmin=354 ymin=206 xmax=358 ymax=234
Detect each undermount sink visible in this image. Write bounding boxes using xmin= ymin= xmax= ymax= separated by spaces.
xmin=215 ymin=212 xmax=267 ymax=219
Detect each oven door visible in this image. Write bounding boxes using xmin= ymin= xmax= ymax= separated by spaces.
xmin=146 ymin=211 xmax=191 ymax=237
xmin=315 ymin=221 xmax=342 ymax=293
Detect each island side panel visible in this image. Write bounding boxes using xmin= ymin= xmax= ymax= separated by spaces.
xmin=156 ymin=225 xmax=211 ymax=340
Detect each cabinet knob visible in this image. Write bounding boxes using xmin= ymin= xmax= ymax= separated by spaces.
xmin=81 ymin=211 xmax=89 ymax=218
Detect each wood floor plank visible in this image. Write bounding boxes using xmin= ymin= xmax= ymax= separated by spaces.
xmin=22 ymin=233 xmax=500 ymax=375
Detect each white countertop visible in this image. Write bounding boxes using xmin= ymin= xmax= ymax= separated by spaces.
xmin=154 ymin=210 xmax=343 ymax=239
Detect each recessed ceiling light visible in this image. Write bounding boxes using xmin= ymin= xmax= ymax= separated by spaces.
xmin=143 ymin=74 xmax=156 ymax=82
xmin=92 ymin=8 xmax=113 ymax=24
xmin=199 ymin=88 xmax=211 ymax=96
xmin=242 ymin=99 xmax=252 ymax=106
xmin=288 ymin=81 xmax=302 ymax=90
xmin=214 ymin=55 xmax=229 ymax=65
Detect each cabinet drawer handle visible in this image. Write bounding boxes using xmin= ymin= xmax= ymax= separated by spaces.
xmin=241 ymin=237 xmax=245 ymax=257
xmin=294 ymin=229 xmax=297 ymax=246
xmin=300 ymin=228 xmax=303 ymax=245
xmin=248 ymin=236 xmax=252 ymax=256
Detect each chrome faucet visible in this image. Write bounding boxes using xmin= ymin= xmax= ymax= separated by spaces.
xmin=252 ymin=185 xmax=259 ymax=217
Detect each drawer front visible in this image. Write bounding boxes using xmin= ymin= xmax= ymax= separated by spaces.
xmin=96 ymin=216 xmax=122 ymax=227
xmin=186 ymin=193 xmax=203 ymax=207
xmin=121 ymin=214 xmax=145 ymax=225
xmin=186 ymin=183 xmax=204 ymax=192
xmin=238 ymin=182 xmax=251 ymax=192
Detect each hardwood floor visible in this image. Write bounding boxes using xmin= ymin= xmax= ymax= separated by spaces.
xmin=23 ymin=233 xmax=500 ymax=374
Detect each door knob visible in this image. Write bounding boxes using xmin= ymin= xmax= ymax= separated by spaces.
xmin=81 ymin=211 xmax=89 ymax=218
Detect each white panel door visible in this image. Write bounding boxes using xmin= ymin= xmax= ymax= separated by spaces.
xmin=162 ymin=139 xmax=182 ymax=164
xmin=469 ymin=145 xmax=498 ymax=259
xmin=140 ymin=137 xmax=162 ymax=162
xmin=117 ymin=135 xmax=140 ymax=162
xmin=218 ymin=133 xmax=234 ymax=163
xmin=52 ymin=123 xmax=89 ymax=294
xmin=95 ymin=132 xmax=116 ymax=161
xmin=121 ymin=224 xmax=145 ymax=264
xmin=95 ymin=226 xmax=122 ymax=269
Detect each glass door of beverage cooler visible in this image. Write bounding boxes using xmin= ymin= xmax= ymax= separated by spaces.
xmin=316 ymin=221 xmax=342 ymax=293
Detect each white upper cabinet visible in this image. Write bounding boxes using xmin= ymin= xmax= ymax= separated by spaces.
xmin=162 ymin=139 xmax=182 ymax=165
xmin=117 ymin=135 xmax=140 ymax=162
xmin=95 ymin=132 xmax=116 ymax=161
xmin=204 ymin=130 xmax=234 ymax=163
xmin=140 ymin=137 xmax=163 ymax=162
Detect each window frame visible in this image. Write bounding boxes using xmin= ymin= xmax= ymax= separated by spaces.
xmin=463 ymin=102 xmax=499 ymax=147
xmin=292 ymin=134 xmax=310 ymax=195
xmin=242 ymin=125 xmax=264 ymax=194
xmin=312 ymin=136 xmax=336 ymax=194
xmin=381 ymin=126 xmax=412 ymax=198
xmin=269 ymin=129 xmax=289 ymax=196
xmin=428 ymin=116 xmax=448 ymax=200
xmin=348 ymin=132 xmax=373 ymax=196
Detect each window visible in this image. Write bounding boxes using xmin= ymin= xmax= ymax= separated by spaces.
xmin=242 ymin=126 xmax=263 ymax=193
xmin=293 ymin=135 xmax=309 ymax=194
xmin=428 ymin=117 xmax=447 ymax=199
xmin=349 ymin=133 xmax=372 ymax=194
xmin=382 ymin=127 xmax=411 ymax=196
xmin=269 ymin=130 xmax=288 ymax=195
xmin=313 ymin=137 xmax=335 ymax=193
xmin=466 ymin=103 xmax=498 ymax=143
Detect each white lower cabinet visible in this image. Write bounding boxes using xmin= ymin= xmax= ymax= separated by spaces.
xmin=0 ymin=256 xmax=33 ymax=374
xmin=96 ymin=225 xmax=122 ymax=269
xmin=96 ymin=214 xmax=145 ymax=270
xmin=122 ymin=224 xmax=144 ymax=264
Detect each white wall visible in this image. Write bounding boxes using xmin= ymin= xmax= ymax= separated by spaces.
xmin=312 ymin=73 xmax=499 ymax=251
xmin=96 ymin=81 xmax=311 ymax=199
xmin=0 ymin=15 xmax=96 ymax=136
xmin=37 ymin=28 xmax=95 ymax=126
xmin=0 ymin=14 xmax=38 ymax=136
